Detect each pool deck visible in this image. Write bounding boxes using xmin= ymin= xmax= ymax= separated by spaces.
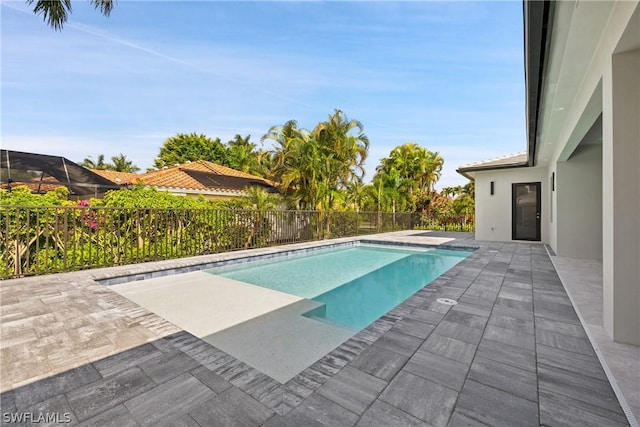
xmin=0 ymin=231 xmax=636 ymax=426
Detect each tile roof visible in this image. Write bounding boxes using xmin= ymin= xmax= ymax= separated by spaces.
xmin=91 ymin=170 xmax=142 ymax=186
xmin=96 ymin=161 xmax=278 ymax=195
xmin=458 ymin=152 xmax=528 ymax=170
xmin=456 ymin=152 xmax=529 ymax=179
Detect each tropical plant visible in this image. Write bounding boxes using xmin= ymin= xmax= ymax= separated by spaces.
xmin=450 ymin=181 xmax=475 ymax=215
xmin=243 ymin=186 xmax=279 ymax=211
xmin=227 ymin=134 xmax=261 ymax=174
xmin=311 ymin=109 xmax=369 ymax=190
xmin=263 ymin=120 xmax=318 ymax=209
xmin=374 ymin=143 xmax=444 ymax=212
xmin=79 ymin=154 xmax=109 ymax=170
xmin=241 ymin=186 xmax=280 ymax=248
xmin=263 ymin=110 xmax=369 ymax=212
xmin=345 ymin=179 xmax=367 ymax=212
xmin=110 ymin=153 xmax=140 ymax=173
xmin=26 ymin=0 xmax=114 ymax=31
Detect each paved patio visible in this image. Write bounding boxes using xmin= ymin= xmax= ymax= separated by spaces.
xmin=0 ymin=231 xmax=633 ymax=426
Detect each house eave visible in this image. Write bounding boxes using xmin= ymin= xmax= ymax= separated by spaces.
xmin=456 ymin=162 xmax=530 ymax=180
xmin=150 ymin=185 xmax=248 ymax=197
xmin=524 ymin=0 xmax=555 ymax=167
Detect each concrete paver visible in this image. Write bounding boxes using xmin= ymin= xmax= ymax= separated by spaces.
xmin=0 ymin=231 xmax=633 ymax=426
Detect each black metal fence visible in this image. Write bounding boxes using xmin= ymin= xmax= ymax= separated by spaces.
xmin=1 ymin=206 xmax=474 ymax=279
xmin=1 ymin=207 xmax=418 ymax=279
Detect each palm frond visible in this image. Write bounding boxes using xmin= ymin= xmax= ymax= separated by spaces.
xmin=27 ymin=0 xmax=72 ymax=31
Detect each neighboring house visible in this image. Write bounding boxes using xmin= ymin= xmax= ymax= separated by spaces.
xmin=94 ymin=160 xmax=279 ymax=199
xmin=457 ymin=1 xmax=639 ymax=345
xmin=89 ymin=170 xmax=141 ymax=188
xmin=0 ymin=149 xmax=120 ymax=197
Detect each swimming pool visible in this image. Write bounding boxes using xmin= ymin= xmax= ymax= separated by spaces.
xmin=208 ymin=244 xmax=470 ymax=330
xmin=111 ymin=240 xmax=474 ymax=383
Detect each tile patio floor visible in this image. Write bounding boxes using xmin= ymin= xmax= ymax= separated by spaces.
xmin=0 ymin=231 xmax=633 ymax=426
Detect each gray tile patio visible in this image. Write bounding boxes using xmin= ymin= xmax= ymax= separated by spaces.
xmin=0 ymin=231 xmax=634 ymax=426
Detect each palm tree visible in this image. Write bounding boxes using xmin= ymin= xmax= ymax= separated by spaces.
xmin=244 ymin=186 xmax=278 ymax=211
xmin=80 ymin=154 xmax=109 ymax=170
xmin=345 ymin=179 xmax=366 ymax=212
xmin=243 ymin=186 xmax=279 ymax=249
xmin=110 ymin=154 xmax=140 ymax=173
xmin=421 ymin=149 xmax=444 ymax=192
xmin=376 ymin=143 xmax=444 ymax=211
xmin=312 ymin=110 xmax=369 ymax=181
xmin=264 ymin=120 xmax=318 ymax=209
xmin=27 ymin=0 xmax=114 ymax=31
xmin=262 ymin=120 xmax=305 ymax=180
xmin=263 ymin=111 xmax=369 ymax=211
xmin=227 ymin=134 xmax=258 ymax=173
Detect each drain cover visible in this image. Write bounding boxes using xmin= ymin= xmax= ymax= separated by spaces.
xmin=436 ymin=298 xmax=458 ymax=306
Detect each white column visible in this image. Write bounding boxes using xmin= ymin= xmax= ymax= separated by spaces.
xmin=602 ymin=48 xmax=640 ymax=345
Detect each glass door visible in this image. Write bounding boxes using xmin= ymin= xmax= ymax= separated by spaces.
xmin=512 ymin=182 xmax=541 ymax=241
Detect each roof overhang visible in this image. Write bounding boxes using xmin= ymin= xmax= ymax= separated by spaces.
xmin=456 ymin=0 xmax=555 ymax=181
xmin=150 ymin=186 xmax=249 ymax=197
xmin=524 ymin=0 xmax=555 ymax=167
xmin=456 ymin=160 xmax=529 ymax=180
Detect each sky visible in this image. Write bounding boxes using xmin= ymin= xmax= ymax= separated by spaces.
xmin=1 ymin=1 xmax=526 ymax=190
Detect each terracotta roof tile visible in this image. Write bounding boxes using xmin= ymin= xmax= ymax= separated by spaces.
xmin=91 ymin=170 xmax=142 ymax=185
xmin=138 ymin=161 xmax=277 ymax=194
xmin=140 ymin=167 xmax=208 ymax=190
xmin=89 ymin=161 xmax=276 ymax=195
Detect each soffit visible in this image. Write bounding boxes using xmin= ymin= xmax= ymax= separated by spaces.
xmin=535 ymin=1 xmax=615 ymax=165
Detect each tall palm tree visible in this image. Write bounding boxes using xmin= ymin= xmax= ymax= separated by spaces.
xmin=262 ymin=120 xmax=305 ymax=179
xmin=312 ymin=109 xmax=369 ymax=183
xmin=27 ymin=0 xmax=114 ymax=31
xmin=376 ymin=143 xmax=444 ymax=212
xmin=311 ymin=109 xmax=369 ymax=210
xmin=110 ymin=154 xmax=140 ymax=173
xmin=263 ymin=111 xmax=369 ymax=211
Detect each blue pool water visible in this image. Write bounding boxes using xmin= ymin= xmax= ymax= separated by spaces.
xmin=207 ymin=244 xmax=471 ymax=330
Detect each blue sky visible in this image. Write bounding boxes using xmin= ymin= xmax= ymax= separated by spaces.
xmin=1 ymin=1 xmax=525 ymax=189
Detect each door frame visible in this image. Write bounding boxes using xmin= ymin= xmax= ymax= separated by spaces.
xmin=512 ymin=182 xmax=541 ymax=241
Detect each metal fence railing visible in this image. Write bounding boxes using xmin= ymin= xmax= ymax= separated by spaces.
xmin=1 ymin=207 xmax=418 ymax=279
xmin=0 ymin=206 xmax=474 ymax=279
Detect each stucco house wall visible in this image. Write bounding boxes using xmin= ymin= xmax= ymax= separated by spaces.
xmin=556 ymin=144 xmax=603 ymax=260
xmin=461 ymin=1 xmax=639 ymax=345
xmin=473 ymin=167 xmax=548 ymax=243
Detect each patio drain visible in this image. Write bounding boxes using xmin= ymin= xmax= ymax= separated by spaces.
xmin=436 ymin=298 xmax=458 ymax=306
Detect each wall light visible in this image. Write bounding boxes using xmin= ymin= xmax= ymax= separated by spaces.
xmin=490 ymin=181 xmax=495 ymax=195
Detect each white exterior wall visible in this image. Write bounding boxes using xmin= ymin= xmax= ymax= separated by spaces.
xmin=474 ymin=167 xmax=548 ymax=242
xmin=602 ymin=47 xmax=640 ymax=345
xmin=548 ymin=166 xmax=558 ymax=252
xmin=542 ymin=3 xmax=639 ymax=344
xmin=556 ymin=144 xmax=603 ymax=260
xmin=467 ymin=1 xmax=639 ymax=344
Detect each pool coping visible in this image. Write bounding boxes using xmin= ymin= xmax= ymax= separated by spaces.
xmin=97 ymin=238 xmax=476 ymax=287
